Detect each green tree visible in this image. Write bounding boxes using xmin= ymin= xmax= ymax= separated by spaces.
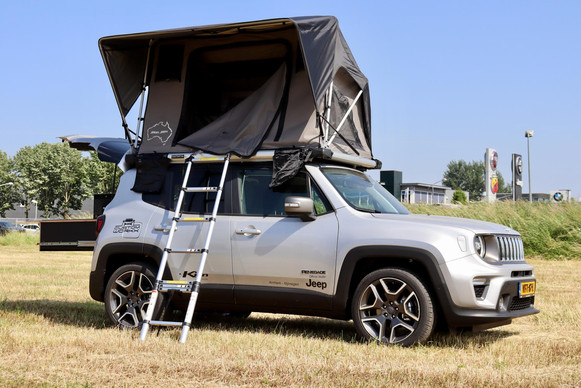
xmin=14 ymin=142 xmax=91 ymax=219
xmin=85 ymin=151 xmax=122 ymax=195
xmin=0 ymin=150 xmax=20 ymax=217
xmin=452 ymin=189 xmax=468 ymax=204
xmin=442 ymin=160 xmax=485 ymax=201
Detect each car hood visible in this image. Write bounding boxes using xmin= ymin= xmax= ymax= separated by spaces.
xmin=371 ymin=213 xmax=520 ymax=236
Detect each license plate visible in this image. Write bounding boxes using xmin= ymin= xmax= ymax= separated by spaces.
xmin=519 ymin=281 xmax=536 ymax=297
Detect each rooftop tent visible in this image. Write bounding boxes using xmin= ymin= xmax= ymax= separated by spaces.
xmin=99 ymin=16 xmax=372 ymax=159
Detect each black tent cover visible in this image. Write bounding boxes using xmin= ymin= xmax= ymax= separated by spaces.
xmin=99 ymin=16 xmax=372 ymax=159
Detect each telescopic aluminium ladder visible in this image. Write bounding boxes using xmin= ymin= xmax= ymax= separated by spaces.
xmin=139 ymin=153 xmax=230 ymax=343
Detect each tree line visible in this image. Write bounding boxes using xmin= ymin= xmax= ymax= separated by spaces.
xmin=0 ymin=142 xmax=120 ymax=219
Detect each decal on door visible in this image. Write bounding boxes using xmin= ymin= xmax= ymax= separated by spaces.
xmin=112 ymin=218 xmax=142 ymax=239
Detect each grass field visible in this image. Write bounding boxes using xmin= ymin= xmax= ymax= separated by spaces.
xmin=0 ymin=244 xmax=580 ymax=387
xmin=408 ymin=201 xmax=581 ymax=260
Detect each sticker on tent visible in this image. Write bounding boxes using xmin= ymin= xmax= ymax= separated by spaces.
xmin=146 ymin=122 xmax=173 ymax=145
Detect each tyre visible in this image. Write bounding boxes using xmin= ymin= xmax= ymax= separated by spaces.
xmin=351 ymin=268 xmax=434 ymax=346
xmin=104 ymin=262 xmax=168 ymax=328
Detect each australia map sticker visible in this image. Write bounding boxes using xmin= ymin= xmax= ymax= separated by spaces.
xmin=146 ymin=122 xmax=173 ymax=145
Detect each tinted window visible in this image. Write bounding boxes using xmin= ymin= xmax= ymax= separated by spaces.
xmin=143 ymin=164 xmax=227 ymax=214
xmin=237 ymin=168 xmax=331 ymax=216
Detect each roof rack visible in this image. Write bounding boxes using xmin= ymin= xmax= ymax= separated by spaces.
xmin=166 ymin=148 xmax=381 ymax=169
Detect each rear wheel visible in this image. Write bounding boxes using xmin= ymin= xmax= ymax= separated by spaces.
xmin=351 ymin=268 xmax=434 ymax=346
xmin=105 ymin=262 xmax=168 ymax=328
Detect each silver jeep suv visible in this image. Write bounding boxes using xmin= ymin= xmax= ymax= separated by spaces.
xmin=89 ymin=156 xmax=538 ymax=346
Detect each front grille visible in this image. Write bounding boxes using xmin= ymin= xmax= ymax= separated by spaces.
xmin=508 ymin=296 xmax=534 ymax=311
xmin=511 ymin=270 xmax=533 ymax=278
xmin=496 ymin=235 xmax=525 ymax=262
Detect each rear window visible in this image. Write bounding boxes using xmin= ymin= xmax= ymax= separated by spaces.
xmin=142 ymin=164 xmax=227 ymax=214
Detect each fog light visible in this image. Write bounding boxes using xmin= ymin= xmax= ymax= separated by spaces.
xmin=498 ymin=296 xmax=507 ymax=311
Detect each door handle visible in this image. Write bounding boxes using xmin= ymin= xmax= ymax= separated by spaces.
xmin=235 ymin=227 xmax=262 ymax=236
xmin=154 ymin=223 xmax=175 ymax=232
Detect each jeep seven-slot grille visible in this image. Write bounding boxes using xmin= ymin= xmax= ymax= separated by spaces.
xmin=496 ymin=235 xmax=525 ymax=262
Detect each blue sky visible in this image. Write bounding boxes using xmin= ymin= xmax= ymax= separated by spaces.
xmin=1 ymin=1 xmax=579 ymax=198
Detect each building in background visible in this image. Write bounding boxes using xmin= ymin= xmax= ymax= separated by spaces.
xmin=400 ymin=182 xmax=455 ymax=205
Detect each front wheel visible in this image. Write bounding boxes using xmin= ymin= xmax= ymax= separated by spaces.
xmin=351 ymin=268 xmax=434 ymax=346
xmin=104 ymin=262 xmax=168 ymax=328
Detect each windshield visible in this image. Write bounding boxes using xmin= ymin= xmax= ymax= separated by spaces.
xmin=321 ymin=167 xmax=410 ymax=214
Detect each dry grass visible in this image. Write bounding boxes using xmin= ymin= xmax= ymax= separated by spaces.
xmin=1 ymin=246 xmax=580 ymax=387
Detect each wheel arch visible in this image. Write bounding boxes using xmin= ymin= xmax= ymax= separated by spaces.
xmin=333 ymin=246 xmax=451 ymax=323
xmin=90 ymin=243 xmax=166 ymax=302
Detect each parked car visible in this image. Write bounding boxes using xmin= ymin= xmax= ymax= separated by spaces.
xmin=88 ymin=17 xmax=538 ymax=346
xmin=0 ymin=221 xmax=25 ymax=235
xmin=19 ymin=224 xmax=40 ymax=233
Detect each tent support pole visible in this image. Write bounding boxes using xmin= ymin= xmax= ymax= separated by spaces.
xmin=133 ymin=39 xmax=154 ymax=150
xmin=323 ymin=82 xmax=334 ymax=146
xmin=327 ymin=89 xmax=363 ymax=145
xmin=318 ymin=114 xmax=360 ymax=156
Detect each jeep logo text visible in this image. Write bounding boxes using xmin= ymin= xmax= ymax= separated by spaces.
xmin=306 ymin=279 xmax=327 ymax=290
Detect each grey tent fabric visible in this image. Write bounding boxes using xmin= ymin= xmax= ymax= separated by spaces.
xmin=99 ymin=16 xmax=372 ymax=159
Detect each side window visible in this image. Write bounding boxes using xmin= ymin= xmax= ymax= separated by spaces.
xmin=237 ymin=168 xmax=331 ymax=216
xmin=143 ymin=164 xmax=226 ymax=214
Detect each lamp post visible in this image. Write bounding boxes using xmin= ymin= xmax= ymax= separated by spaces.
xmin=525 ymin=130 xmax=534 ymax=202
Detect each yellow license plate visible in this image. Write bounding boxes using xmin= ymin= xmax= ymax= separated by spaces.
xmin=519 ymin=281 xmax=536 ymax=297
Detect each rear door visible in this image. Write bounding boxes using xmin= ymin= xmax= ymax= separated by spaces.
xmin=142 ymin=163 xmax=234 ymax=305
xmin=230 ymin=166 xmax=338 ymax=311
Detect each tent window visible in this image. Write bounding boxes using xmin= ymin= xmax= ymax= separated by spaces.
xmin=175 ymin=41 xmax=290 ymax=143
xmin=155 ymin=44 xmax=184 ymax=82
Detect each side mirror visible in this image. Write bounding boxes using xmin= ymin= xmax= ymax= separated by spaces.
xmin=284 ymin=196 xmax=315 ymax=222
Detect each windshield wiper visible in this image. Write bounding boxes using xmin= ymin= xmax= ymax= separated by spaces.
xmin=354 ymin=206 xmax=382 ymax=214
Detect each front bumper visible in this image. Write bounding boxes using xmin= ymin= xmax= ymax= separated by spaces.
xmin=438 ymin=254 xmax=538 ymax=329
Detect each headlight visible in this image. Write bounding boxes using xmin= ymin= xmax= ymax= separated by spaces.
xmin=474 ymin=235 xmax=486 ymax=258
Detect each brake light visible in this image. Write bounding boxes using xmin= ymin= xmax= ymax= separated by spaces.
xmin=96 ymin=215 xmax=106 ymax=237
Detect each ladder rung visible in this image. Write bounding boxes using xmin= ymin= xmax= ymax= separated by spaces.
xmin=158 ymin=280 xmax=194 ymax=292
xmin=190 ymin=156 xmax=226 ymax=162
xmin=175 ymin=217 xmax=213 ymax=223
xmin=183 ymin=187 xmax=218 ymax=193
xmin=149 ymin=320 xmax=184 ymax=327
xmin=165 ymin=248 xmax=205 ymax=254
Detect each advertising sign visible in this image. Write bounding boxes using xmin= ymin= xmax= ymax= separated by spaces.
xmin=512 ymin=154 xmax=523 ymax=200
xmin=485 ymin=148 xmax=498 ymax=203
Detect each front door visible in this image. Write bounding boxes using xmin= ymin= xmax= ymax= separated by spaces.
xmin=230 ymin=167 xmax=338 ymax=310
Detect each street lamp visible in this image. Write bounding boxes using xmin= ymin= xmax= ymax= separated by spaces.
xmin=525 ymin=130 xmax=534 ymax=202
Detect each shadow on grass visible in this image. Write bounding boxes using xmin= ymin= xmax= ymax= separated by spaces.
xmin=0 ymin=299 xmax=108 ymax=328
xmin=0 ymin=299 xmax=514 ymax=347
xmin=187 ymin=311 xmax=514 ymax=348
xmin=192 ymin=312 xmax=361 ymax=343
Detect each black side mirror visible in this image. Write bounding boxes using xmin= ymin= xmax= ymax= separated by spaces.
xmin=284 ymin=196 xmax=315 ymax=222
